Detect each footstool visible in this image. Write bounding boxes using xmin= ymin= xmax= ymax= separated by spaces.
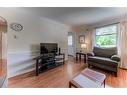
xmin=69 ymin=68 xmax=106 ymax=88
xmin=81 ymin=68 xmax=106 ymax=87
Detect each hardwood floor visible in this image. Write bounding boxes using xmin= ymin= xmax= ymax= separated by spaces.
xmin=8 ymin=58 xmax=127 ymax=88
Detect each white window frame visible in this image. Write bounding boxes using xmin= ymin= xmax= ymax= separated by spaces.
xmin=95 ymin=24 xmax=118 ymax=48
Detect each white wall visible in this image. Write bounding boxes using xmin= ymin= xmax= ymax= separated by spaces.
xmin=71 ymin=25 xmax=95 ymax=54
xmin=0 ymin=8 xmax=69 ymax=78
xmin=72 ymin=16 xmax=127 ymax=53
xmin=39 ymin=18 xmax=68 ymax=57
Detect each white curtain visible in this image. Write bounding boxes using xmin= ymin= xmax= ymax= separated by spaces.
xmin=118 ymin=22 xmax=127 ymax=69
xmin=86 ymin=29 xmax=95 ymax=52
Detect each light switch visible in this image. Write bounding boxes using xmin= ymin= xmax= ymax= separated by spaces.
xmin=14 ymin=35 xmax=18 ymax=39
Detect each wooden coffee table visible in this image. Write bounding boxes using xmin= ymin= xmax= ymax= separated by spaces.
xmin=69 ymin=68 xmax=106 ymax=88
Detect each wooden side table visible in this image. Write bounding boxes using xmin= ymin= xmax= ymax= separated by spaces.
xmin=76 ymin=52 xmax=87 ymax=63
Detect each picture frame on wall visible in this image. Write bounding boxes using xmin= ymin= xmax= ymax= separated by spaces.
xmin=79 ymin=35 xmax=85 ymax=43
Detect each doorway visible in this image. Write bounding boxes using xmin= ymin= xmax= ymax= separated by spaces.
xmin=0 ymin=16 xmax=7 ymax=87
xmin=68 ymin=32 xmax=75 ymax=57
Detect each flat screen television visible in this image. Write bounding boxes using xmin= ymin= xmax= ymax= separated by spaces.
xmin=40 ymin=43 xmax=58 ymax=54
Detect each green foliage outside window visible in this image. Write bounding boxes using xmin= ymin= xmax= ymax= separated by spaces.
xmin=96 ymin=25 xmax=117 ymax=48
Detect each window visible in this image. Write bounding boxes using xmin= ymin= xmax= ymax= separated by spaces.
xmin=68 ymin=35 xmax=73 ymax=46
xmin=95 ymin=25 xmax=117 ymax=48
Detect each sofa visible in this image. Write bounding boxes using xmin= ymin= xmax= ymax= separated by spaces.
xmin=87 ymin=47 xmax=120 ymax=77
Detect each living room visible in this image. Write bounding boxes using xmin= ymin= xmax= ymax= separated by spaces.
xmin=0 ymin=7 xmax=127 ymax=88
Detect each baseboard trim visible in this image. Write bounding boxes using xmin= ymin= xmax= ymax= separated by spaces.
xmin=68 ymin=55 xmax=74 ymax=57
xmin=8 ymin=68 xmax=35 ymax=78
xmin=119 ymin=67 xmax=127 ymax=70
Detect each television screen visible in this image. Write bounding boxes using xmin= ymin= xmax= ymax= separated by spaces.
xmin=40 ymin=43 xmax=58 ymax=54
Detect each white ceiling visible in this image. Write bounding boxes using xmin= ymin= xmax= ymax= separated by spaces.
xmin=16 ymin=7 xmax=127 ymax=26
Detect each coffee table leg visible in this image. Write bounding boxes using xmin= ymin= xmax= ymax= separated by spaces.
xmin=79 ymin=54 xmax=81 ymax=61
xmin=69 ymin=82 xmax=71 ymax=88
xmin=84 ymin=54 xmax=86 ymax=63
xmin=104 ymin=80 xmax=105 ymax=88
xmin=76 ymin=53 xmax=78 ymax=61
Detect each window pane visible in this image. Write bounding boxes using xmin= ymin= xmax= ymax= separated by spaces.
xmin=68 ymin=35 xmax=73 ymax=46
xmin=95 ymin=24 xmax=117 ymax=48
xmin=96 ymin=34 xmax=116 ymax=47
xmin=96 ymin=25 xmax=117 ymax=36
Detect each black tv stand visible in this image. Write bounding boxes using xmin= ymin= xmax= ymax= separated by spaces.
xmin=35 ymin=53 xmax=65 ymax=76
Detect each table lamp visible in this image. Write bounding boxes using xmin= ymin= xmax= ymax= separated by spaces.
xmin=80 ymin=43 xmax=87 ymax=53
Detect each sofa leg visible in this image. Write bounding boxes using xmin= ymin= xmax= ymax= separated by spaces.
xmin=115 ymin=72 xmax=117 ymax=77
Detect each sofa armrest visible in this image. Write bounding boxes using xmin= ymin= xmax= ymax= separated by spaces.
xmin=87 ymin=52 xmax=94 ymax=56
xmin=111 ymin=55 xmax=120 ymax=62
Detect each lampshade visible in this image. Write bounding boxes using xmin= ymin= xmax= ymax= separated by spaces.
xmin=81 ymin=43 xmax=87 ymax=49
